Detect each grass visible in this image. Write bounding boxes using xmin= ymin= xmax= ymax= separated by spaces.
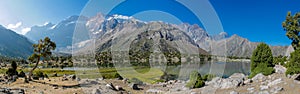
xmin=0 ymin=66 xmax=166 ymax=84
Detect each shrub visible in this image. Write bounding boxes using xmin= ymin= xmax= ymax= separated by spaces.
xmin=18 ymin=70 xmax=26 ymax=78
xmin=285 ymin=49 xmax=300 ymax=75
xmin=250 ymin=43 xmax=274 ymax=78
xmin=6 ymin=68 xmax=18 ymax=76
xmin=6 ymin=61 xmax=18 ymax=76
xmin=34 ymin=70 xmax=45 ymax=78
xmin=202 ymin=74 xmax=216 ymax=81
xmin=114 ymin=73 xmax=123 ymax=80
xmin=249 ymin=63 xmax=274 ymax=78
xmin=186 ymin=71 xmax=205 ymax=88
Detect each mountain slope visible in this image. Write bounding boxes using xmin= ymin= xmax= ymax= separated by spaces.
xmin=0 ymin=25 xmax=33 ymax=58
xmin=25 ymin=16 xmax=90 ymax=50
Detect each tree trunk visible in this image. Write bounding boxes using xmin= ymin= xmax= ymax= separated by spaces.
xmin=28 ymin=58 xmax=40 ymax=81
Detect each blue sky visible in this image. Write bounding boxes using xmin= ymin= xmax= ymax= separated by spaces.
xmin=0 ymin=0 xmax=299 ymax=46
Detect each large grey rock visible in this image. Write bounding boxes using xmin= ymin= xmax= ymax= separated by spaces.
xmin=270 ymin=86 xmax=283 ymax=93
xmin=207 ymin=73 xmax=245 ymax=89
xmin=146 ymin=89 xmax=163 ymax=94
xmin=292 ymin=74 xmax=300 ymax=81
xmin=274 ymin=65 xmax=287 ymax=74
xmin=260 ymin=85 xmax=269 ymax=91
xmin=267 ymin=78 xmax=282 ymax=86
xmin=252 ymin=73 xmax=266 ymax=82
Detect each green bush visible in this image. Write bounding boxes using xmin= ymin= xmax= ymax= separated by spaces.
xmin=34 ymin=70 xmax=45 ymax=78
xmin=6 ymin=68 xmax=18 ymax=76
xmin=186 ymin=71 xmax=205 ymax=88
xmin=202 ymin=74 xmax=216 ymax=81
xmin=18 ymin=70 xmax=26 ymax=78
xmin=285 ymin=49 xmax=300 ymax=75
xmin=6 ymin=61 xmax=18 ymax=76
xmin=250 ymin=43 xmax=274 ymax=78
xmin=249 ymin=63 xmax=274 ymax=78
xmin=114 ymin=73 xmax=123 ymax=79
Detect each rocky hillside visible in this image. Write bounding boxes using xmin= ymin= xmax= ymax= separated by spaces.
xmin=74 ymin=14 xmax=207 ymax=63
xmin=0 ymin=25 xmax=33 ymax=58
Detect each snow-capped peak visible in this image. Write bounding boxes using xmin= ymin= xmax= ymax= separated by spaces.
xmin=107 ymin=14 xmax=133 ymax=21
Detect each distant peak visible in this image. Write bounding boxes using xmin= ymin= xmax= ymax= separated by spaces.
xmin=107 ymin=14 xmax=133 ymax=20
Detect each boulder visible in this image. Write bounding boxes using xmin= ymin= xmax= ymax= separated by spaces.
xmin=292 ymin=74 xmax=300 ymax=81
xmin=115 ymin=86 xmax=123 ymax=91
xmin=251 ymin=73 xmax=266 ymax=82
xmin=274 ymin=65 xmax=287 ymax=74
xmin=92 ymin=89 xmax=101 ymax=94
xmin=129 ymin=83 xmax=139 ymax=90
xmin=270 ymin=86 xmax=283 ymax=93
xmin=244 ymin=79 xmax=253 ymax=84
xmin=106 ymin=83 xmax=117 ymax=91
xmin=267 ymin=78 xmax=282 ymax=86
xmin=229 ymin=73 xmax=246 ymax=80
xmin=146 ymin=89 xmax=163 ymax=94
xmin=260 ymin=85 xmax=269 ymax=91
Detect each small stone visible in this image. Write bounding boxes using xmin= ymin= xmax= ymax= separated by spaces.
xmin=247 ymin=87 xmax=254 ymax=93
xmin=146 ymin=89 xmax=162 ymax=93
xmin=270 ymin=86 xmax=283 ymax=93
xmin=267 ymin=78 xmax=282 ymax=86
xmin=92 ymin=89 xmax=101 ymax=94
xmin=129 ymin=84 xmax=139 ymax=90
xmin=230 ymin=91 xmax=239 ymax=94
xmin=115 ymin=86 xmax=123 ymax=91
xmin=244 ymin=79 xmax=253 ymax=84
xmin=260 ymin=85 xmax=269 ymax=91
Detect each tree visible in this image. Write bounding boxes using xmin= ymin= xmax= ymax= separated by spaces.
xmin=6 ymin=61 xmax=18 ymax=76
xmin=282 ymin=11 xmax=300 ymax=50
xmin=286 ymin=50 xmax=300 ymax=75
xmin=250 ymin=43 xmax=274 ymax=78
xmin=27 ymin=37 xmax=56 ymax=80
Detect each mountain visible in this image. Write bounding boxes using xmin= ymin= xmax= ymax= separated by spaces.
xmin=25 ymin=13 xmax=290 ymax=58
xmin=205 ymin=34 xmax=290 ymax=57
xmin=25 ymin=15 xmax=90 ymax=51
xmin=0 ymin=25 xmax=33 ymax=58
xmin=72 ymin=13 xmax=291 ymax=58
xmin=74 ymin=14 xmax=208 ymax=61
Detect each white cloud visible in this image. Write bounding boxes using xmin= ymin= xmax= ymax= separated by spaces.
xmin=7 ymin=22 xmax=22 ymax=29
xmin=21 ymin=27 xmax=31 ymax=35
